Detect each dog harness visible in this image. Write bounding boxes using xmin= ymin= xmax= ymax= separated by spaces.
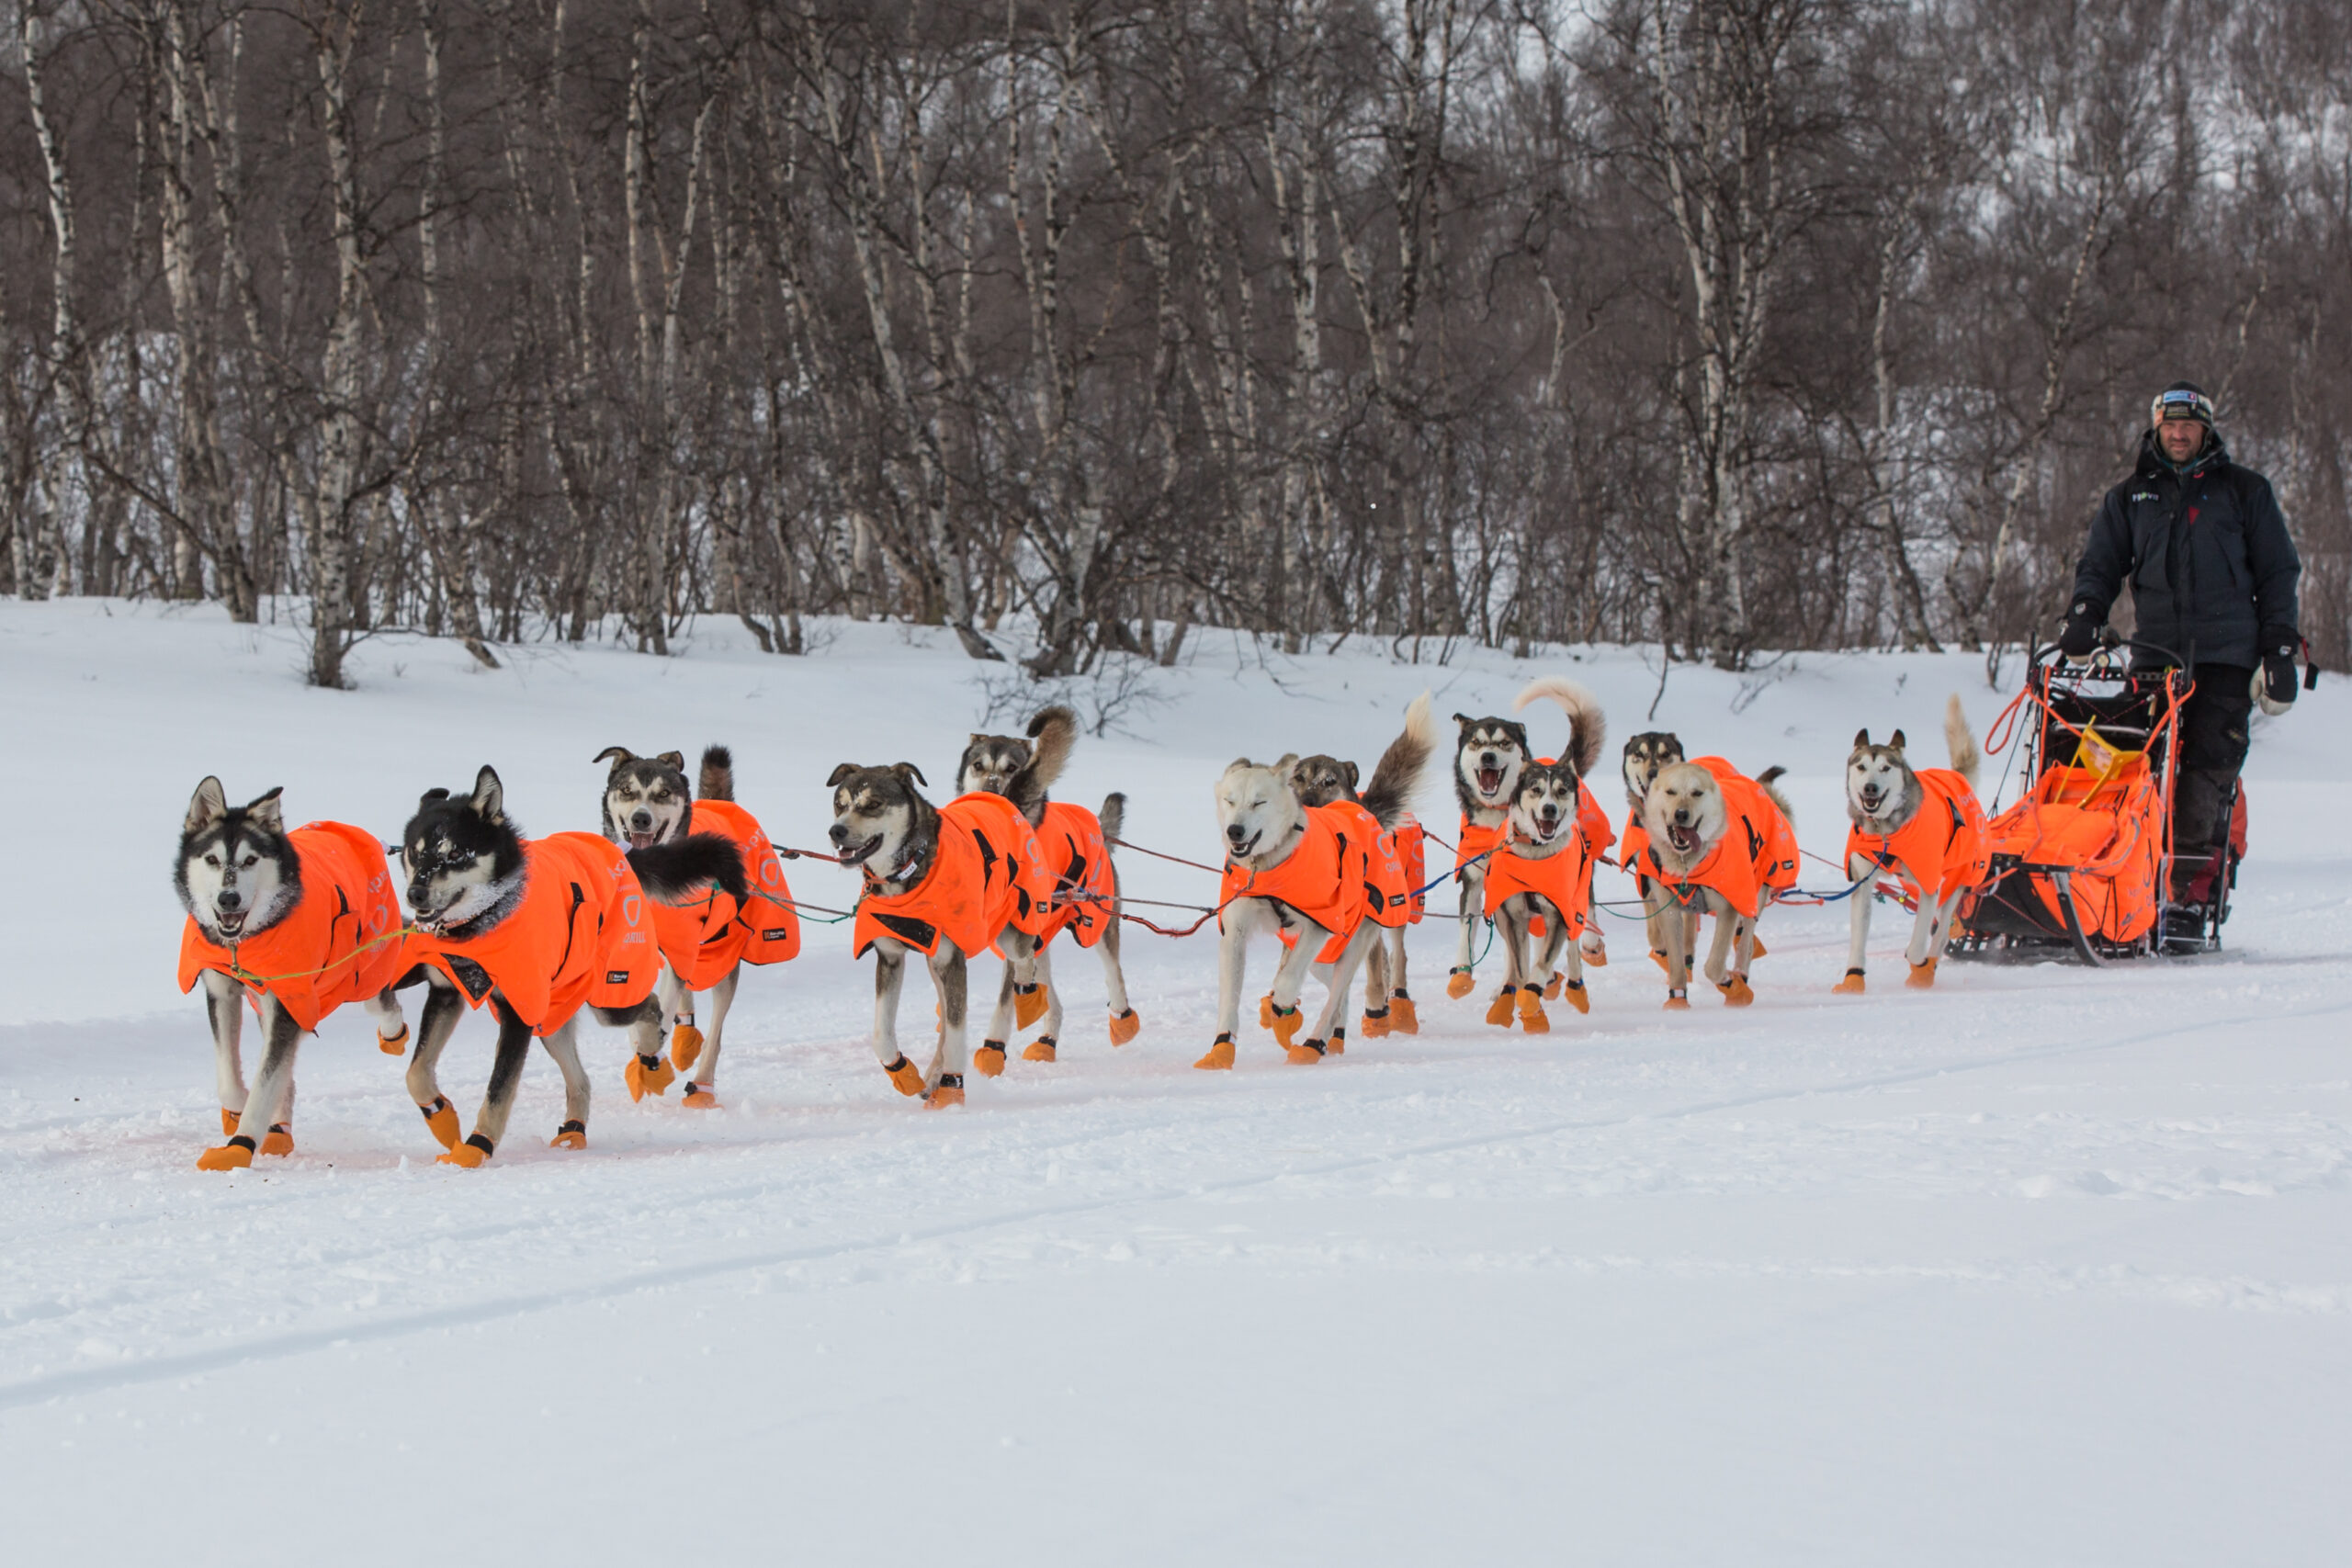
xmin=1461 ymin=767 xmax=1613 ymax=881
xmin=649 ymin=799 xmax=802 ymax=991
xmin=1846 ymin=767 xmax=1989 ymax=904
xmin=1319 ymin=799 xmax=1416 ymax=928
xmin=1220 ymin=803 xmax=1391 ymax=962
xmin=853 ymin=793 xmax=1053 ymax=959
xmin=1638 ymin=758 xmax=1800 ymax=919
xmin=1034 ymin=800 xmax=1117 ymax=949
xmin=1393 ymin=815 xmax=1427 ymax=920
xmin=413 ymin=831 xmax=660 ymax=1034
xmin=177 ymin=820 xmax=410 ymax=1032
xmin=1482 ymin=825 xmax=1594 ymax=931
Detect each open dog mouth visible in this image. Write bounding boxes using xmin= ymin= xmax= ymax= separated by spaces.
xmin=626 ymin=828 xmax=662 ymax=850
xmin=1531 ymin=814 xmax=1562 ymax=841
xmin=1857 ymin=788 xmax=1886 ymax=815
xmin=1666 ymin=822 xmax=1700 ymax=854
xmin=213 ymin=910 xmax=248 ymax=938
xmin=1476 ymin=765 xmax=1504 ymax=795
xmin=838 ymin=833 xmax=883 ymax=867
xmin=1227 ymin=829 xmax=1261 ymax=861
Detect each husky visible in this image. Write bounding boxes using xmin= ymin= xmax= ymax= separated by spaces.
xmin=395 ymin=767 xmax=742 ymax=1162
xmin=592 ymin=743 xmax=785 ymax=1105
xmin=1619 ymin=731 xmax=1688 ymax=968
xmin=827 ymin=760 xmax=1049 ymax=1106
xmin=175 ymin=780 xmax=413 ymax=1169
xmin=955 ymin=705 xmax=1138 ymax=1066
xmin=1443 ymin=710 xmax=1532 ymax=997
xmin=1201 ymin=693 xmax=1436 ymax=1068
xmin=1640 ymin=761 xmax=1794 ymax=1007
xmin=1512 ymin=676 xmax=1611 ymax=964
xmin=1287 ymin=752 xmax=1419 ymax=1037
xmin=1838 ymin=694 xmax=1984 ymax=992
xmin=1482 ymin=680 xmax=1606 ymax=1029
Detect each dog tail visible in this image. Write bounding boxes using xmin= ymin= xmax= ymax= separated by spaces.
xmin=1510 ymin=675 xmax=1607 ymax=779
xmin=628 ymin=832 xmax=749 ymax=908
xmin=698 ymin=744 xmax=735 ymax=802
xmin=1755 ymin=764 xmax=1796 ymax=828
xmin=1011 ymin=705 xmax=1078 ymax=814
xmin=1098 ymin=791 xmax=1125 ymax=846
xmin=1943 ymin=694 xmax=1980 ymax=789
xmin=1360 ymin=691 xmax=1438 ymax=830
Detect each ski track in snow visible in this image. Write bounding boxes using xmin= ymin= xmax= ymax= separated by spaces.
xmin=3 ymin=602 xmax=2349 ymax=1565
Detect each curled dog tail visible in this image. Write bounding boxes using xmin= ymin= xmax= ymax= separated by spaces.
xmin=1360 ymin=691 xmax=1438 ymax=830
xmin=628 ymin=832 xmax=748 ymax=907
xmin=698 ymin=744 xmax=735 ymax=802
xmin=1755 ymin=765 xmax=1795 ymax=828
xmin=1943 ymin=694 xmax=1980 ymax=789
xmin=1012 ymin=705 xmax=1078 ymax=814
xmin=1511 ymin=675 xmax=1607 ymax=779
xmin=1098 ymin=791 xmax=1125 ymax=846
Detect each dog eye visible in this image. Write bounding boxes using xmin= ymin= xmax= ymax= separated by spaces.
xmin=203 ymin=852 xmax=220 ymax=867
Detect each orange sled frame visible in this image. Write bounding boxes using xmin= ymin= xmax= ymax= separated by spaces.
xmin=1951 ymin=643 xmax=2244 ymax=965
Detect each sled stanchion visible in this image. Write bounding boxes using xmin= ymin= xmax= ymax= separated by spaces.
xmin=2052 ymin=870 xmax=2101 ymax=966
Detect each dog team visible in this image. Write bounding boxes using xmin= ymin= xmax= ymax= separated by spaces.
xmin=172 ymin=677 xmax=1988 ymax=1170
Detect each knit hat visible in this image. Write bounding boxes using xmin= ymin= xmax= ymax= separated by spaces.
xmin=2151 ymin=381 xmax=2215 ymax=429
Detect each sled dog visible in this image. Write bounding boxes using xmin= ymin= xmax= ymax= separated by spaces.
xmin=1200 ymin=693 xmax=1435 ymax=1068
xmin=397 ymin=766 xmax=741 ymax=1164
xmin=1480 ymin=680 xmax=1606 ymax=1032
xmin=593 ymin=744 xmax=802 ymax=1107
xmin=955 ymin=705 xmax=1138 ymax=1066
xmin=1636 ymin=759 xmax=1798 ymax=1008
xmin=1618 ymin=732 xmax=1687 ymax=967
xmin=174 ymin=779 xmax=413 ymax=1169
xmin=1287 ymin=752 xmax=1428 ymax=1038
xmin=1837 ymin=694 xmax=1987 ymax=992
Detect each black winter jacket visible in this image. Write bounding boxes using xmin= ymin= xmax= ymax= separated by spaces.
xmin=2070 ymin=431 xmax=2300 ymax=670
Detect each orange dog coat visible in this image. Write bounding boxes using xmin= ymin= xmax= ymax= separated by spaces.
xmin=1482 ymin=826 xmax=1594 ymax=932
xmin=648 ymin=799 xmax=802 ymax=991
xmin=853 ymin=793 xmax=1053 ymax=959
xmin=1393 ymin=815 xmax=1428 ymax=921
xmin=1846 ymin=769 xmax=1989 ymax=904
xmin=1221 ymin=803 xmax=1396 ymax=962
xmin=1637 ymin=758 xmax=1799 ymax=920
xmin=1034 ymin=800 xmax=1118 ymax=948
xmin=413 ymin=831 xmax=660 ymax=1034
xmin=177 ymin=820 xmax=410 ymax=1032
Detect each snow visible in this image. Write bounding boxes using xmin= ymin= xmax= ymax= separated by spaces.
xmin=3 ymin=600 xmax=2347 ymax=1564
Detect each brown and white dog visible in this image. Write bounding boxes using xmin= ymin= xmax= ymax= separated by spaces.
xmin=1619 ymin=731 xmax=1688 ymax=969
xmin=1638 ymin=761 xmax=1795 ymax=1008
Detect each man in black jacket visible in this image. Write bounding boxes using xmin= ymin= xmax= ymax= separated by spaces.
xmin=2060 ymin=381 xmax=2301 ymax=874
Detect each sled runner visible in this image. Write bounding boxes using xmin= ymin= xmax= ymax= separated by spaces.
xmin=1954 ymin=643 xmax=2244 ymax=964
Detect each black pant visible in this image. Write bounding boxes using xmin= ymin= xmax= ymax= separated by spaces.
xmin=2173 ymin=662 xmax=2253 ymax=851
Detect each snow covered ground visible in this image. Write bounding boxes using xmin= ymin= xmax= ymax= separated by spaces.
xmin=3 ymin=600 xmax=2347 ymax=1565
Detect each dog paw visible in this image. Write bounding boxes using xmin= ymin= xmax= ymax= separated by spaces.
xmin=972 ymin=1042 xmax=1007 ymax=1077
xmin=1325 ymin=1031 xmax=1345 ymax=1056
xmin=1269 ymin=1004 xmax=1304 ymax=1050
xmin=1445 ymin=968 xmax=1475 ymax=999
xmin=923 ymin=1074 xmax=966 ymax=1109
xmin=883 ymin=1055 xmax=926 ymax=1097
xmin=1579 ymin=932 xmax=1609 ymax=967
xmin=1258 ymin=994 xmax=1277 ymax=1029
xmin=258 ymin=1123 xmax=294 ymax=1157
xmin=377 ymin=1023 xmax=411 ymax=1057
xmin=1014 ymin=984 xmax=1049 ymax=1029
xmin=1664 ymin=991 xmax=1690 ymax=1010
xmin=1717 ymin=976 xmax=1755 ymax=1007
xmin=1561 ymin=979 xmax=1590 ymax=1014
xmin=1389 ymin=994 xmax=1419 ymax=1034
xmin=1108 ymin=1008 xmax=1141 ymax=1045
xmin=1284 ymin=1038 xmax=1328 ymax=1065
xmin=1360 ymin=1007 xmax=1392 ymax=1038
xmin=1833 ymin=969 xmax=1866 ymax=995
xmin=1484 ymin=989 xmax=1516 ymax=1027
xmin=1515 ymin=987 xmax=1550 ymax=1034
xmin=1021 ymin=1037 xmax=1057 ymax=1063
xmin=669 ymin=1023 xmax=706 ymax=1073
xmin=1193 ymin=1035 xmax=1236 ymax=1071
xmin=1543 ymin=974 xmax=1563 ymax=999
xmin=1905 ymin=959 xmax=1939 ymax=989
xmin=680 ymin=1086 xmax=718 ymax=1110
xmin=196 ymin=1138 xmax=254 ymax=1172
xmin=437 ymin=1135 xmax=492 ymax=1168
xmin=549 ymin=1120 xmax=589 ymax=1148
xmin=419 ymin=1096 xmax=461 ymax=1150
xmin=626 ymin=1053 xmax=674 ymax=1102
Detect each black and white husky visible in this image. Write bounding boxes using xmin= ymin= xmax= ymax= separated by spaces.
xmin=826 ymin=760 xmax=1049 ymax=1105
xmin=395 ymin=766 xmax=740 ymax=1162
xmin=175 ymin=780 xmax=411 ymax=1168
xmin=955 ymin=705 xmax=1137 ymax=1064
xmin=1203 ymin=693 xmax=1435 ymax=1067
xmin=1839 ymin=695 xmax=1981 ymax=988
xmin=593 ymin=743 xmax=748 ymax=1099
xmin=1486 ymin=679 xmax=1606 ymax=1027
xmin=1288 ymin=751 xmax=1419 ymax=1035
xmin=1620 ymin=731 xmax=1687 ymax=967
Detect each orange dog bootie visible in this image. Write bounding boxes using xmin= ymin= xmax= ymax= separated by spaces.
xmin=973 ymin=1042 xmax=1008 ymax=1077
xmin=1561 ymin=978 xmax=1590 ymax=1014
xmin=1108 ymin=1008 xmax=1141 ymax=1045
xmin=626 ymin=1053 xmax=675 ymax=1101
xmin=419 ymin=1095 xmax=461 ymax=1150
xmin=1389 ymin=992 xmax=1419 ymax=1034
xmin=669 ymin=1021 xmax=705 ymax=1073
xmin=1022 ymin=1036 xmax=1057 ymax=1063
xmin=924 ymin=1073 xmax=967 ymax=1109
xmin=1194 ymin=1034 xmax=1237 ymax=1070
xmin=437 ymin=1134 xmax=492 ymax=1168
xmin=1905 ymin=958 xmax=1939 ymax=989
xmin=378 ymin=1022 xmax=411 ymax=1056
xmin=1515 ymin=987 xmax=1550 ymax=1034
xmin=1445 ymin=967 xmax=1475 ymax=999
xmin=884 ymin=1055 xmax=926 ymax=1097
xmin=1718 ymin=976 xmax=1755 ymax=1007
xmin=549 ymin=1119 xmax=589 ymax=1148
xmin=1485 ymin=989 xmax=1516 ymax=1027
xmin=1014 ymin=985 xmax=1049 ymax=1029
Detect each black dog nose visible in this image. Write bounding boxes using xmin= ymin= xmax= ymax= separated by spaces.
xmin=828 ymin=822 xmax=848 ymax=843
xmin=1480 ymin=752 xmax=1497 ymax=766
xmin=630 ymin=810 xmax=652 ymax=829
xmin=217 ymin=890 xmax=243 ymax=910
xmin=1226 ymin=823 xmax=1248 ymax=842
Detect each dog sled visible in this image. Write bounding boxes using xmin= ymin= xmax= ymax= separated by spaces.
xmin=1952 ymin=642 xmax=2244 ymax=964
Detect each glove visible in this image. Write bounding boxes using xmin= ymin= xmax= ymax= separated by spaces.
xmin=2058 ymin=600 xmax=2103 ymax=659
xmin=2261 ymin=633 xmax=2299 ymax=707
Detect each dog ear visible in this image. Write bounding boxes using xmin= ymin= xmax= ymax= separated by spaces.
xmin=968 ymin=733 xmax=987 ymax=747
xmin=469 ymin=765 xmax=505 ymax=820
xmin=244 ymin=786 xmax=286 ymax=834
xmin=418 ymin=787 xmax=452 ymax=810
xmin=1272 ymin=752 xmax=1299 ymax=775
xmin=1889 ymin=729 xmax=1907 ymax=751
xmin=1853 ymin=728 xmax=1871 ymax=750
xmin=1344 ymin=761 xmax=1361 ymax=790
xmin=891 ymin=761 xmax=929 ymax=789
xmin=592 ymin=746 xmax=637 ymax=771
xmin=826 ymin=763 xmax=859 ymax=789
xmin=185 ymin=777 xmax=228 ymax=835
xmin=655 ymin=751 xmax=685 ymax=773
xmin=1501 ymin=720 xmax=1529 ymax=752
